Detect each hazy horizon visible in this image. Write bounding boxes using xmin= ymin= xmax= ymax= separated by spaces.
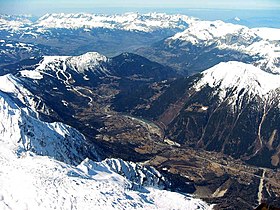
xmin=1 ymin=0 xmax=279 ymax=16
xmin=0 ymin=0 xmax=279 ymax=28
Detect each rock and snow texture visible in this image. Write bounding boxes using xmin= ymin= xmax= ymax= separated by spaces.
xmin=0 ymin=73 xmax=54 ymax=116
xmin=20 ymin=52 xmax=111 ymax=86
xmin=0 ymin=74 xmax=98 ymax=165
xmin=35 ymin=52 xmax=109 ymax=75
xmin=88 ymin=158 xmax=167 ymax=189
xmin=0 ymin=73 xmax=211 ymax=210
xmin=168 ymin=20 xmax=280 ymax=74
xmin=195 ymin=61 xmax=280 ymax=102
xmin=0 ymin=14 xmax=32 ymax=31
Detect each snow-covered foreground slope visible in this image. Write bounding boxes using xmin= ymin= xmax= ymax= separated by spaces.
xmin=0 ymin=153 xmax=211 ymax=210
xmin=0 ymin=73 xmax=212 ymax=210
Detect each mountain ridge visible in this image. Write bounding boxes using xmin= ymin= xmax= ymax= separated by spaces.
xmin=136 ymin=19 xmax=280 ymax=75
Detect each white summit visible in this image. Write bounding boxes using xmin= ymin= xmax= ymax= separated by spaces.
xmin=195 ymin=61 xmax=280 ymax=101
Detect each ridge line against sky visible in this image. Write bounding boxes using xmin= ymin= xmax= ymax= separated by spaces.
xmin=0 ymin=0 xmax=280 ymax=15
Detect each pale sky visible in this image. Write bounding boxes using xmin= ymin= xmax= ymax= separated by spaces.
xmin=0 ymin=0 xmax=279 ymax=15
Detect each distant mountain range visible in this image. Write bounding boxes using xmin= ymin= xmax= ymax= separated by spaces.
xmin=0 ymin=13 xmax=194 ymax=65
xmin=1 ymin=13 xmax=279 ymax=75
xmin=137 ymin=19 xmax=280 ymax=75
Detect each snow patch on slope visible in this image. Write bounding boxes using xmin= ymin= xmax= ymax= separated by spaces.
xmin=252 ymin=28 xmax=280 ymax=41
xmin=20 ymin=70 xmax=43 ymax=80
xmin=36 ymin=55 xmax=70 ymax=71
xmin=234 ymin=17 xmax=241 ymax=21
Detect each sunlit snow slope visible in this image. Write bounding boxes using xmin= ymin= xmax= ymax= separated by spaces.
xmin=195 ymin=61 xmax=280 ymax=103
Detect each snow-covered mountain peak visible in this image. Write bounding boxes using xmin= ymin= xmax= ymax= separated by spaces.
xmin=170 ymin=20 xmax=255 ymax=44
xmin=35 ymin=52 xmax=109 ymax=75
xmin=72 ymin=51 xmax=107 ymax=61
xmin=0 ymin=14 xmax=32 ymax=30
xmin=67 ymin=52 xmax=108 ymax=72
xmin=35 ymin=12 xmax=194 ymax=32
xmin=234 ymin=17 xmax=241 ymax=21
xmin=195 ymin=61 xmax=280 ymax=101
